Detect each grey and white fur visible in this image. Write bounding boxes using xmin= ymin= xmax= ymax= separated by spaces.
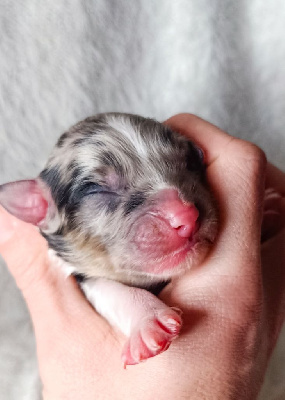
xmin=0 ymin=113 xmax=218 ymax=365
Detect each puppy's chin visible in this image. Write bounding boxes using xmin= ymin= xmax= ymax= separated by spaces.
xmin=110 ymin=240 xmax=211 ymax=286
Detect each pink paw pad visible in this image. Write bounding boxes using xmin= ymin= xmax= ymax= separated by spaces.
xmin=122 ymin=308 xmax=182 ymax=367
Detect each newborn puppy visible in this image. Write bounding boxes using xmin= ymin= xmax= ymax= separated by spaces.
xmin=0 ymin=113 xmax=217 ymax=366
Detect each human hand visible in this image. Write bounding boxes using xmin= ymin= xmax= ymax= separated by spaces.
xmin=0 ymin=114 xmax=284 ymax=400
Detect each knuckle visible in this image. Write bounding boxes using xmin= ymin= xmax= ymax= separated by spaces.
xmin=229 ymin=139 xmax=267 ymax=182
xmin=238 ymin=140 xmax=266 ymax=171
xmin=247 ymin=143 xmax=266 ymax=170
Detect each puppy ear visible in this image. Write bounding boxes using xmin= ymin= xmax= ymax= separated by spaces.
xmin=0 ymin=179 xmax=56 ymax=227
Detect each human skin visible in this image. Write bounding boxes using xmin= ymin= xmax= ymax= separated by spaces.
xmin=0 ymin=114 xmax=285 ymax=400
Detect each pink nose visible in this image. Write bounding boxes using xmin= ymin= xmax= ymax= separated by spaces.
xmin=156 ymin=189 xmax=199 ymax=238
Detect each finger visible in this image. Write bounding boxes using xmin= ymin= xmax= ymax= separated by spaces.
xmin=260 ymin=167 xmax=285 ymax=353
xmin=261 ymin=163 xmax=285 ymax=242
xmin=262 ymin=189 xmax=285 ymax=242
xmin=265 ymin=163 xmax=285 ymax=195
xmin=261 ymin=227 xmax=285 ymax=350
xmin=165 ymin=114 xmax=266 ymax=272
xmin=0 ymin=206 xmax=109 ymax=338
xmin=165 ymin=113 xmax=234 ymax=165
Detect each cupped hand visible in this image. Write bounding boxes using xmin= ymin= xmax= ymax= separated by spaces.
xmin=1 ymin=114 xmax=285 ymax=400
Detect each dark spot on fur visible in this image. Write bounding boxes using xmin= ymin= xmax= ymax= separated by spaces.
xmin=54 ymin=225 xmax=65 ymax=236
xmin=41 ymin=232 xmax=70 ymax=260
xmin=65 ymin=180 xmax=89 ymax=215
xmin=72 ymin=137 xmax=87 ymax=147
xmin=159 ymin=127 xmax=175 ymax=145
xmin=40 ymin=166 xmax=75 ymax=211
xmin=70 ymin=166 xmax=85 ymax=183
xmin=67 ymin=160 xmax=77 ymax=173
xmin=56 ymin=132 xmax=69 ymax=147
xmin=94 ymin=141 xmax=105 ymax=147
xmin=40 ymin=166 xmax=61 ymax=188
xmin=84 ymin=116 xmax=105 ymax=125
xmin=124 ymin=191 xmax=146 ymax=215
xmin=57 ymin=182 xmax=74 ymax=210
xmin=104 ymin=194 xmax=120 ymax=213
xmin=40 ymin=166 xmax=63 ymax=204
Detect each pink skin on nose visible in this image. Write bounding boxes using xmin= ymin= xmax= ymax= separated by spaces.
xmin=131 ymin=189 xmax=199 ymax=272
xmin=164 ymin=197 xmax=199 ymax=238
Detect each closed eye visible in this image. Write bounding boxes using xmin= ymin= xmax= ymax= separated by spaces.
xmin=67 ymin=181 xmax=120 ymax=214
xmin=81 ymin=182 xmax=116 ymax=196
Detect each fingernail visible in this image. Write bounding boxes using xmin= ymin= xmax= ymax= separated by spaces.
xmin=265 ymin=189 xmax=283 ymax=200
xmin=0 ymin=207 xmax=16 ymax=244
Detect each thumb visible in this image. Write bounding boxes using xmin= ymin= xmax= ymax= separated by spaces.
xmin=0 ymin=205 xmax=49 ymax=293
xmin=0 ymin=206 xmax=104 ymax=331
xmin=0 ymin=205 xmax=120 ymax=387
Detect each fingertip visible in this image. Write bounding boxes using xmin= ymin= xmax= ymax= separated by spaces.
xmin=262 ymin=194 xmax=285 ymax=242
xmin=266 ymin=163 xmax=285 ymax=196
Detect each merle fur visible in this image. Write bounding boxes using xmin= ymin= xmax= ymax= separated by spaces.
xmin=38 ymin=113 xmax=217 ymax=288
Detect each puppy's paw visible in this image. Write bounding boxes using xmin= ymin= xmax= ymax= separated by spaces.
xmin=122 ymin=308 xmax=182 ymax=367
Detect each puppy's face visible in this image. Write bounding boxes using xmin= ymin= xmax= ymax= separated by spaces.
xmin=39 ymin=113 xmax=217 ymax=284
xmin=0 ymin=114 xmax=218 ymax=286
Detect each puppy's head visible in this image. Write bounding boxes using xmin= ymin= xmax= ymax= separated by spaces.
xmin=0 ymin=113 xmax=217 ymax=286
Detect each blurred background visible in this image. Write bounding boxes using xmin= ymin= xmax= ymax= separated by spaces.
xmin=0 ymin=1 xmax=284 ymax=399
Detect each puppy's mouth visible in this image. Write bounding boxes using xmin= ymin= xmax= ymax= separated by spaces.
xmin=145 ymin=239 xmax=197 ymax=275
xmin=129 ymin=213 xmax=199 ymax=275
